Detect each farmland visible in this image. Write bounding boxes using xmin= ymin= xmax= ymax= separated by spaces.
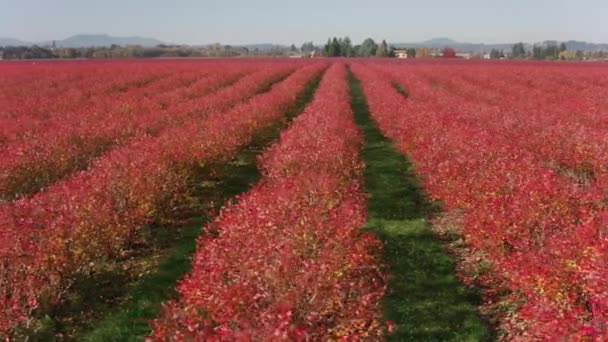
xmin=1 ymin=58 xmax=608 ymax=340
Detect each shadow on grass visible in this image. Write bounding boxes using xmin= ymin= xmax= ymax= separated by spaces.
xmin=348 ymin=69 xmax=491 ymax=342
xmin=77 ymin=151 xmax=262 ymax=342
xmin=28 ymin=71 xmax=324 ymax=342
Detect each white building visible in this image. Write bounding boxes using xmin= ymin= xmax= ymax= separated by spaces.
xmin=394 ymin=49 xmax=409 ymax=58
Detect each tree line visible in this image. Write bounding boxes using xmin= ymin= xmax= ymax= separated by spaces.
xmin=322 ymin=37 xmax=393 ymax=57
xmin=2 ymin=40 xmax=607 ymax=61
xmin=0 ymin=44 xmax=298 ymax=60
xmin=509 ymin=42 xmax=594 ymax=60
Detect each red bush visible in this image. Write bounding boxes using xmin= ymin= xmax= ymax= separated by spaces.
xmin=442 ymin=47 xmax=456 ymax=58
xmin=352 ymin=60 xmax=608 ymax=339
xmin=151 ymin=64 xmax=387 ymax=340
xmin=0 ymin=61 xmax=326 ymax=337
xmin=0 ymin=62 xmax=300 ymax=200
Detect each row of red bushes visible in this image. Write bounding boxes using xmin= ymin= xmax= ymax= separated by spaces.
xmin=151 ymin=63 xmax=387 ymax=340
xmin=1 ymin=61 xmax=189 ymax=141
xmin=0 ymin=62 xmax=326 ymax=337
xmin=0 ymin=63 xmax=299 ymax=200
xmin=352 ymin=61 xmax=608 ymax=340
xmin=393 ymin=62 xmax=608 ymax=187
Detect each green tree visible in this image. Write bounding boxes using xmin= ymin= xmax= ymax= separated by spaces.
xmin=376 ymin=39 xmax=389 ymax=57
xmin=406 ymin=48 xmax=416 ymax=58
xmin=324 ymin=38 xmax=331 ymax=56
xmin=544 ymin=44 xmax=559 ymax=59
xmin=511 ymin=42 xmax=526 ymax=58
xmin=575 ymin=50 xmax=584 ymax=60
xmin=301 ymin=41 xmax=315 ymax=53
xmin=532 ymin=45 xmax=543 ymax=59
xmin=341 ymin=36 xmax=354 ymax=57
xmin=330 ymin=37 xmax=341 ymax=57
xmin=359 ymin=38 xmax=378 ymax=57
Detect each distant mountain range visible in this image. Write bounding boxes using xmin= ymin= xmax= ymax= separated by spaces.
xmin=1 ymin=35 xmax=607 ymax=52
xmin=0 ymin=34 xmax=165 ymax=48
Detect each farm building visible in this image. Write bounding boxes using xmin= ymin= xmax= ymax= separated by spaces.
xmin=394 ymin=49 xmax=409 ymax=58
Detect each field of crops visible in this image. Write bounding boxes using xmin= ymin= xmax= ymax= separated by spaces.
xmin=1 ymin=59 xmax=608 ymax=340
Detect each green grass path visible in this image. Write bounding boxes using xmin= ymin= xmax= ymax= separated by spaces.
xmin=348 ymin=70 xmax=491 ymax=341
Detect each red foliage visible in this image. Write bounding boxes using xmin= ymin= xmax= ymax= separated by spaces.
xmin=0 ymin=61 xmax=326 ymax=336
xmin=442 ymin=47 xmax=456 ymax=58
xmin=352 ymin=60 xmax=608 ymax=340
xmin=0 ymin=61 xmax=301 ymax=200
xmin=150 ymin=64 xmax=387 ymax=340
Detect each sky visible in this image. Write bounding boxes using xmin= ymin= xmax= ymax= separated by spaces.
xmin=1 ymin=0 xmax=607 ymax=45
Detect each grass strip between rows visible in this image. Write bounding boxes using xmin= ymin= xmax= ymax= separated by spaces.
xmin=348 ymin=69 xmax=491 ymax=342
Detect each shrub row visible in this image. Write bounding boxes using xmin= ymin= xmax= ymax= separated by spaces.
xmin=151 ymin=63 xmax=387 ymax=340
xmin=0 ymin=63 xmax=295 ymax=200
xmin=0 ymin=62 xmax=326 ymax=337
xmin=352 ymin=62 xmax=608 ymax=340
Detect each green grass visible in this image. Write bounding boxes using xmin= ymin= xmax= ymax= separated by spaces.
xmin=348 ymin=70 xmax=491 ymax=342
xmin=391 ymin=81 xmax=409 ymax=98
xmin=79 ymin=222 xmax=203 ymax=341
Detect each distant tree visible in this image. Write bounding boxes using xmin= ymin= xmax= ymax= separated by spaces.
xmin=301 ymin=41 xmax=315 ymax=53
xmin=575 ymin=50 xmax=585 ymax=60
xmin=331 ymin=37 xmax=342 ymax=57
xmin=559 ymin=42 xmax=567 ymax=52
xmin=376 ymin=39 xmax=389 ymax=57
xmin=492 ymin=49 xmax=506 ymax=59
xmin=359 ymin=38 xmax=378 ymax=57
xmin=406 ymin=48 xmax=416 ymax=58
xmin=529 ymin=43 xmax=562 ymax=60
xmin=6 ymin=45 xmax=57 ymax=59
xmin=532 ymin=45 xmax=543 ymax=59
xmin=290 ymin=44 xmax=297 ymax=52
xmin=336 ymin=37 xmax=344 ymax=57
xmin=511 ymin=42 xmax=526 ymax=58
xmin=442 ymin=47 xmax=456 ymax=58
xmin=330 ymin=37 xmax=341 ymax=57
xmin=544 ymin=44 xmax=560 ymax=59
xmin=324 ymin=38 xmax=331 ymax=56
xmin=323 ymin=37 xmax=342 ymax=57
xmin=341 ymin=37 xmax=354 ymax=57
xmin=142 ymin=48 xmax=165 ymax=58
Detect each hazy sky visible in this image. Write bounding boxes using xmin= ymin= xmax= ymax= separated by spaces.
xmin=1 ymin=0 xmax=607 ymax=45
